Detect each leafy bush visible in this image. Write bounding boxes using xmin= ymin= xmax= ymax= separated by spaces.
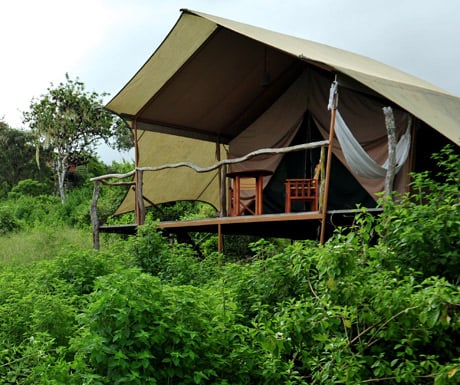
xmin=57 ymin=185 xmax=93 ymax=227
xmin=44 ymin=250 xmax=129 ymax=295
xmin=0 ymin=205 xmax=21 ymax=234
xmin=128 ymin=221 xmax=170 ymax=275
xmin=8 ymin=178 xmax=51 ymax=198
xmin=381 ymin=146 xmax=460 ymax=284
xmin=9 ymin=194 xmax=62 ymax=228
xmin=0 ymin=246 xmax=136 ymax=384
xmin=0 ymin=332 xmax=71 ymax=385
xmin=71 ymin=269 xmax=262 ymax=385
xmin=0 ymin=266 xmax=77 ymax=351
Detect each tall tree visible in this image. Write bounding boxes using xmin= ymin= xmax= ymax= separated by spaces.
xmin=23 ymin=74 xmax=132 ymax=203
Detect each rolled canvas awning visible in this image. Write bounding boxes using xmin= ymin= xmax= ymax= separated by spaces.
xmin=108 ymin=9 xmax=460 ymax=214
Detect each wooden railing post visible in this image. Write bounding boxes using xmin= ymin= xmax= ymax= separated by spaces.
xmin=220 ymin=164 xmax=227 ymax=217
xmin=137 ymin=169 xmax=146 ymax=225
xmin=320 ymin=78 xmax=338 ymax=244
xmin=91 ymin=181 xmax=100 ymax=250
xmin=318 ymin=145 xmax=326 ymax=212
xmin=383 ymin=106 xmax=397 ymax=199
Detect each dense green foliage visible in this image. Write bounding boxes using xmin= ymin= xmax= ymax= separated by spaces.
xmin=0 ymin=147 xmax=458 ymax=384
xmin=382 ymin=146 xmax=460 ymax=284
xmin=0 ymin=121 xmax=52 ymax=198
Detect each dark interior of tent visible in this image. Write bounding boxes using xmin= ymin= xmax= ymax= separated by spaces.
xmin=263 ymin=111 xmax=376 ymax=214
xmin=250 ymin=118 xmax=458 ymax=216
xmin=413 ymin=122 xmax=458 ymax=176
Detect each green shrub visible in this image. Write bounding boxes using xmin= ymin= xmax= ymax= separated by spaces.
xmin=0 ymin=266 xmax=77 ymax=348
xmin=8 ymin=179 xmax=51 ymax=198
xmin=44 ymin=250 xmax=127 ymax=295
xmin=71 ymin=269 xmax=261 ymax=384
xmin=11 ymin=194 xmax=62 ymax=228
xmin=0 ymin=332 xmax=72 ymax=385
xmin=0 ymin=205 xmax=21 ymax=234
xmin=381 ymin=146 xmax=460 ymax=284
xmin=128 ymin=221 xmax=169 ymax=275
xmin=57 ymin=186 xmax=93 ymax=227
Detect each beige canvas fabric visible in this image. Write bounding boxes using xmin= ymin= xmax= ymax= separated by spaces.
xmin=228 ymin=71 xmax=311 ymax=176
xmin=107 ymin=9 xmax=460 ymax=145
xmin=106 ymin=9 xmax=460 ymax=214
xmin=115 ymin=131 xmax=224 ymax=215
xmin=306 ymin=71 xmax=412 ymax=198
xmin=107 ymin=13 xmax=217 ymax=116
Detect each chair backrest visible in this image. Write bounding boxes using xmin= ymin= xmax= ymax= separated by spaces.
xmin=285 ymin=178 xmax=319 ymax=212
xmin=286 ymin=179 xmax=317 ymax=199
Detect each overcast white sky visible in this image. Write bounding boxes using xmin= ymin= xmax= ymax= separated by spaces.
xmin=1 ymin=0 xmax=459 ymax=162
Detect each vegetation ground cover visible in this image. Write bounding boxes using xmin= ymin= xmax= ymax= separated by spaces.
xmin=0 ymin=147 xmax=458 ymax=384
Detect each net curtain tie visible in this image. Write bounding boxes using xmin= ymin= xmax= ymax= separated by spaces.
xmin=328 ymin=81 xmax=411 ymax=179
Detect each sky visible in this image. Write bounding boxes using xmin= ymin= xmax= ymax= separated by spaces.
xmin=1 ymin=0 xmax=459 ymax=163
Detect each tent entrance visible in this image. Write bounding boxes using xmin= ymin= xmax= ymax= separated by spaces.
xmin=263 ymin=112 xmax=376 ymax=214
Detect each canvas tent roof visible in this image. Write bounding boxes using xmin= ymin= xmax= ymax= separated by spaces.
xmin=107 ymin=9 xmax=460 ymax=214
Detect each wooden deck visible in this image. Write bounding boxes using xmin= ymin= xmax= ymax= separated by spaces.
xmin=99 ymin=209 xmax=380 ymax=241
xmin=159 ymin=211 xmax=323 ymax=240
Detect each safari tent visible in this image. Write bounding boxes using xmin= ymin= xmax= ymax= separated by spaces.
xmin=95 ymin=9 xmax=460 ymax=246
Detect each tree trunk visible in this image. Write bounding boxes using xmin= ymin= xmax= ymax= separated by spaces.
xmin=55 ymin=154 xmax=69 ymax=204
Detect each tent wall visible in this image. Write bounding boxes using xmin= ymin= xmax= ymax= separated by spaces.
xmin=227 ymin=71 xmax=311 ymax=178
xmin=115 ymin=132 xmax=225 ymax=215
xmin=115 ymin=66 xmax=429 ymax=215
xmin=229 ymin=67 xmax=413 ymax=205
xmin=306 ymin=68 xmax=412 ymax=199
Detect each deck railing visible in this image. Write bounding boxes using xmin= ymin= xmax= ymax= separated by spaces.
xmin=90 ymin=140 xmax=329 ymax=249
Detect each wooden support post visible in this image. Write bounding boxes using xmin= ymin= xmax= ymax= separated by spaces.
xmin=233 ymin=175 xmax=241 ymax=216
xmin=255 ymin=174 xmax=264 ymax=215
xmin=217 ymin=223 xmax=223 ymax=253
xmin=91 ymin=181 xmax=100 ymax=250
xmin=216 ymin=143 xmax=227 ymax=217
xmin=318 ymin=145 xmax=326 ymax=212
xmin=137 ymin=169 xmax=146 ymax=225
xmin=383 ymin=106 xmax=397 ymax=199
xmin=220 ymin=165 xmax=227 ymax=217
xmin=133 ymin=119 xmax=141 ymax=225
xmin=320 ymin=79 xmax=338 ymax=244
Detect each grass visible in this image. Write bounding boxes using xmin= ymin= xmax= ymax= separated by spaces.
xmin=0 ymin=226 xmax=94 ymax=265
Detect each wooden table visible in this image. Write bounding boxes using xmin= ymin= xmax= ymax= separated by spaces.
xmin=227 ymin=170 xmax=272 ymax=216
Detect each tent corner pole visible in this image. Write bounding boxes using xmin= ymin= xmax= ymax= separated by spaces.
xmin=216 ymin=142 xmax=227 ymax=217
xmin=320 ymin=77 xmax=338 ymax=244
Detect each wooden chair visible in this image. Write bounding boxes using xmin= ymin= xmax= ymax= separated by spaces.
xmin=285 ymin=178 xmax=319 ymax=213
